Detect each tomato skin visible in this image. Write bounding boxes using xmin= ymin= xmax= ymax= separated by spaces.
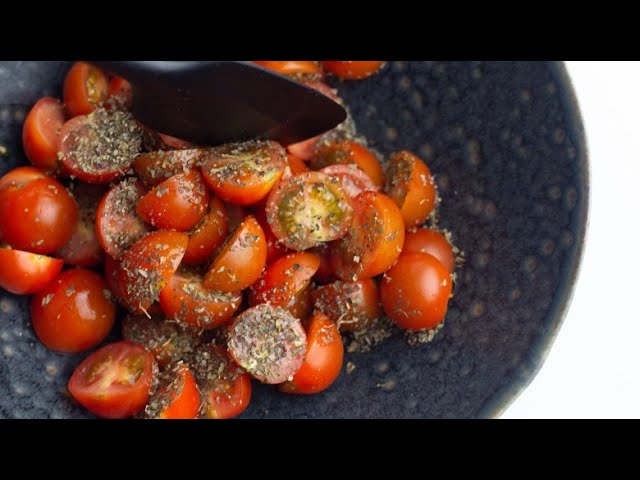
xmin=118 ymin=230 xmax=188 ymax=314
xmin=95 ymin=178 xmax=151 ymax=260
xmin=312 ymin=140 xmax=385 ymax=188
xmin=403 ymin=228 xmax=455 ymax=273
xmin=63 ymin=62 xmax=109 ymax=117
xmin=253 ymin=206 xmax=289 ymax=265
xmin=68 ymin=341 xmax=156 ymax=419
xmin=136 ymin=169 xmax=209 ymax=231
xmin=183 ymin=196 xmax=229 ymax=265
xmin=158 ymin=133 xmax=193 ymax=149
xmin=22 ymin=97 xmax=66 ymax=172
xmin=159 ymin=271 xmax=242 ymax=329
xmin=31 ymin=269 xmax=116 ymax=353
xmin=0 ymin=248 xmax=63 ymax=295
xmin=192 ymin=344 xmax=252 ymax=419
xmin=312 ymin=278 xmax=381 ymax=332
xmin=322 ymin=61 xmax=385 ymax=80
xmin=279 ymin=312 xmax=344 ymax=394
xmin=108 ymin=76 xmax=133 ymax=108
xmin=330 ymin=191 xmax=405 ymax=282
xmin=287 ymin=153 xmax=309 ymax=175
xmin=145 ymin=364 xmax=200 ymax=419
xmin=201 ymin=140 xmax=287 ymax=206
xmin=385 ymin=151 xmax=436 ymax=228
xmin=203 ymin=215 xmax=267 ymax=292
xmin=253 ymin=61 xmax=322 ymax=78
xmin=380 ymin=252 xmax=452 ymax=331
xmin=0 ymin=169 xmax=78 ymax=255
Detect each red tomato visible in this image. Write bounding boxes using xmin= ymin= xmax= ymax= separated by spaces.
xmin=310 ymin=245 xmax=337 ymax=285
xmin=322 ymin=61 xmax=385 ymax=80
xmin=385 ymin=151 xmax=436 ymax=228
xmin=122 ymin=315 xmax=202 ymax=369
xmin=118 ymin=230 xmax=188 ymax=315
xmin=283 ymin=284 xmax=313 ymax=320
xmin=320 ymin=164 xmax=378 ymax=199
xmin=287 ymin=153 xmax=309 ymax=175
xmin=0 ymin=167 xmax=78 ymax=254
xmin=249 ymin=252 xmax=320 ymax=308
xmin=95 ymin=178 xmax=151 ymax=260
xmin=31 ymin=269 xmax=116 ymax=353
xmin=63 ymin=62 xmax=109 ymax=117
xmin=58 ymin=108 xmax=142 ymax=184
xmin=144 ymin=363 xmax=200 ymax=419
xmin=224 ymin=202 xmax=246 ymax=233
xmin=104 ymin=255 xmax=124 ymax=304
xmin=183 ymin=196 xmax=229 ymax=265
xmin=312 ymin=140 xmax=385 ymax=188
xmin=253 ymin=61 xmax=322 ymax=79
xmin=228 ymin=304 xmax=307 ymax=384
xmin=192 ymin=344 xmax=252 ymax=419
xmin=158 ymin=133 xmax=193 ymax=149
xmin=136 ymin=169 xmax=209 ymax=231
xmin=201 ymin=140 xmax=287 ymax=206
xmin=0 ymin=248 xmax=63 ymax=295
xmin=133 ymin=149 xmax=203 ymax=186
xmin=108 ymin=76 xmax=133 ymax=108
xmin=68 ymin=341 xmax=156 ymax=419
xmin=266 ymin=172 xmax=353 ymax=251
xmin=330 ymin=191 xmax=405 ymax=282
xmin=203 ymin=215 xmax=266 ymax=292
xmin=403 ymin=228 xmax=456 ymax=273
xmin=159 ymin=270 xmax=242 ymax=329
xmin=253 ymin=206 xmax=290 ymax=265
xmin=22 ymin=97 xmax=66 ymax=172
xmin=279 ymin=312 xmax=343 ymax=394
xmin=380 ymin=252 xmax=452 ymax=330
xmin=55 ymin=184 xmax=105 ymax=267
xmin=312 ymin=278 xmax=381 ymax=332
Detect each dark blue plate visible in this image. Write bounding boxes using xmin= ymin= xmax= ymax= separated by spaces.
xmin=0 ymin=61 xmax=588 ymax=418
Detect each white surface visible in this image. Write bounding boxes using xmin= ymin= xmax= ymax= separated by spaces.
xmin=501 ymin=61 xmax=640 ymax=419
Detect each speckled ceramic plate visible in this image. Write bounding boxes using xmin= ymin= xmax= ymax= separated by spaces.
xmin=0 ymin=61 xmax=588 ymax=419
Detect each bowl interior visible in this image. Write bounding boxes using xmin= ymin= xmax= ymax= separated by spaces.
xmin=0 ymin=61 xmax=587 ymax=418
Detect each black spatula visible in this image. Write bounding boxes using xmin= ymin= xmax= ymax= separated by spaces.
xmin=90 ymin=61 xmax=347 ymax=147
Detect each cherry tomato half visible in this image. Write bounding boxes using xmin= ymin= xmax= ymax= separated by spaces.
xmin=144 ymin=363 xmax=200 ymax=419
xmin=380 ymin=252 xmax=452 ymax=330
xmin=157 ymin=133 xmax=193 ymax=150
xmin=182 ymin=196 xmax=229 ymax=266
xmin=321 ymin=61 xmax=385 ymax=80
xmin=68 ymin=341 xmax=156 ymax=419
xmin=0 ymin=247 xmax=63 ymax=295
xmin=320 ymin=164 xmax=378 ymax=199
xmin=133 ymin=148 xmax=203 ymax=186
xmin=312 ymin=278 xmax=381 ymax=332
xmin=279 ymin=311 xmax=343 ymax=394
xmin=63 ymin=62 xmax=109 ymax=117
xmin=22 ymin=96 xmax=66 ymax=172
xmin=31 ymin=269 xmax=116 ymax=353
xmin=108 ymin=76 xmax=133 ymax=108
xmin=403 ymin=228 xmax=456 ymax=273
xmin=312 ymin=140 xmax=385 ymax=188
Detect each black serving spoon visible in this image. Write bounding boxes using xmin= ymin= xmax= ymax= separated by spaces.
xmin=90 ymin=61 xmax=347 ymax=147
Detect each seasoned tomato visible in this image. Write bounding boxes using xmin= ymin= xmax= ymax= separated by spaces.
xmin=228 ymin=304 xmax=307 ymax=384
xmin=279 ymin=312 xmax=343 ymax=394
xmin=133 ymin=148 xmax=202 ymax=186
xmin=191 ymin=344 xmax=252 ymax=419
xmin=253 ymin=61 xmax=322 ymax=79
xmin=136 ymin=169 xmax=209 ymax=231
xmin=249 ymin=252 xmax=320 ymax=308
xmin=122 ymin=315 xmax=202 ymax=369
xmin=282 ymin=284 xmax=313 ymax=320
xmin=287 ymin=153 xmax=309 ymax=175
xmin=310 ymin=245 xmax=337 ymax=285
xmin=380 ymin=252 xmax=452 ymax=330
xmin=403 ymin=228 xmax=456 ymax=273
xmin=63 ymin=62 xmax=109 ymax=117
xmin=253 ymin=206 xmax=289 ymax=265
xmin=118 ymin=230 xmax=188 ymax=315
xmin=201 ymin=140 xmax=287 ymax=206
xmin=321 ymin=61 xmax=385 ymax=80
xmin=22 ymin=97 xmax=66 ymax=172
xmin=0 ymin=167 xmax=78 ymax=254
xmin=266 ymin=172 xmax=353 ymax=251
xmin=55 ymin=184 xmax=105 ymax=267
xmin=95 ymin=178 xmax=151 ymax=260
xmin=144 ymin=363 xmax=200 ymax=419
xmin=104 ymin=255 xmax=124 ymax=304
xmin=330 ymin=191 xmax=405 ymax=282
xmin=320 ymin=164 xmax=378 ymax=199
xmin=203 ymin=215 xmax=266 ymax=292
xmin=108 ymin=76 xmax=133 ymax=108
xmin=31 ymin=269 xmax=116 ymax=353
xmin=68 ymin=341 xmax=156 ymax=419
xmin=183 ymin=196 xmax=229 ymax=265
xmin=312 ymin=140 xmax=384 ymax=188
xmin=312 ymin=278 xmax=381 ymax=332
xmin=0 ymin=248 xmax=63 ymax=295
xmin=58 ymin=108 xmax=143 ymax=184
xmin=159 ymin=269 xmax=242 ymax=329
xmin=384 ymin=150 xmax=436 ymax=228
xmin=158 ymin=133 xmax=193 ymax=150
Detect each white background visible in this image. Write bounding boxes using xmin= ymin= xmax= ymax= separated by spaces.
xmin=501 ymin=62 xmax=640 ymax=418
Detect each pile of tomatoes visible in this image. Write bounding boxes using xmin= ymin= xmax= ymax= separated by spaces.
xmin=0 ymin=60 xmax=456 ymax=419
